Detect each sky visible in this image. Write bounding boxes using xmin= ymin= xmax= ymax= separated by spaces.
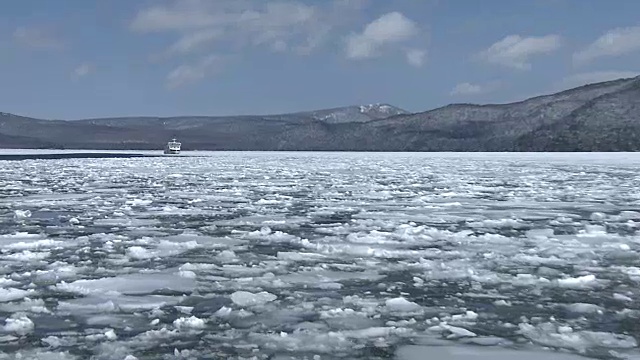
xmin=1 ymin=0 xmax=640 ymax=120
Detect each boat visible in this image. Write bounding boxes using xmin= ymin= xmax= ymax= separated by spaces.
xmin=164 ymin=138 xmax=181 ymax=154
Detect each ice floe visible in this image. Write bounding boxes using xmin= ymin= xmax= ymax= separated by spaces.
xmin=1 ymin=152 xmax=640 ymax=358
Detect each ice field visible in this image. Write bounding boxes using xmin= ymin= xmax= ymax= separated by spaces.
xmin=0 ymin=151 xmax=639 ymax=359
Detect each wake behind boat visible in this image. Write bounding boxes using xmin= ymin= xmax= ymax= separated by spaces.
xmin=164 ymin=138 xmax=181 ymax=154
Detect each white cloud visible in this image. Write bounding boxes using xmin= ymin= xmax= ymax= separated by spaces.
xmin=13 ymin=26 xmax=64 ymax=50
xmin=131 ymin=0 xmax=377 ymax=86
xmin=558 ymin=70 xmax=640 ymax=90
xmin=450 ymin=82 xmax=483 ymax=96
xmin=130 ymin=2 xmax=218 ymax=32
xmin=132 ymin=0 xmax=361 ymax=56
xmin=573 ymin=26 xmax=640 ymax=65
xmin=406 ymin=49 xmax=426 ymax=67
xmin=450 ymin=81 xmax=501 ymax=96
xmin=166 ymin=55 xmax=223 ymax=89
xmin=477 ymin=34 xmax=561 ymax=70
xmin=73 ymin=63 xmax=93 ymax=78
xmin=169 ymin=29 xmax=222 ymax=54
xmin=345 ymin=12 xmax=419 ymax=60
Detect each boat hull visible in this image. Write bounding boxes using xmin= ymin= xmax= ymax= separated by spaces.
xmin=164 ymin=138 xmax=181 ymax=154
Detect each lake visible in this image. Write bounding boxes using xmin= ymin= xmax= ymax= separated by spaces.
xmin=0 ymin=151 xmax=639 ymax=359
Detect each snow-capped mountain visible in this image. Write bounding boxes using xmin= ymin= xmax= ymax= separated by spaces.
xmin=299 ymin=103 xmax=408 ymax=124
xmin=2 ymin=75 xmax=640 ymax=151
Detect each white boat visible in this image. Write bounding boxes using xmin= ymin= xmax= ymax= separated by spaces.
xmin=164 ymin=138 xmax=181 ymax=154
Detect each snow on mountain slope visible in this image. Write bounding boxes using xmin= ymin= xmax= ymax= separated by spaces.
xmin=3 ymin=76 xmax=640 ymax=151
xmin=299 ymin=103 xmax=408 ymax=124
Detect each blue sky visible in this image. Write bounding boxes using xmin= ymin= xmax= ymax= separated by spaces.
xmin=1 ymin=0 xmax=640 ymax=119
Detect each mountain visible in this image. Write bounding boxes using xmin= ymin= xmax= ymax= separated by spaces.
xmin=1 ymin=77 xmax=639 ymax=151
xmin=346 ymin=76 xmax=639 ymax=151
xmin=75 ymin=103 xmax=407 ymax=127
xmin=294 ymin=103 xmax=408 ymax=124
xmin=514 ymin=79 xmax=640 ymax=151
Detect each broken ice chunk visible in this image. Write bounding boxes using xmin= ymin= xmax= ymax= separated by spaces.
xmin=230 ymin=291 xmax=277 ymax=307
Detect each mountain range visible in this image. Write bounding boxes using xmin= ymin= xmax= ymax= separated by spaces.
xmin=1 ymin=76 xmax=639 ymax=151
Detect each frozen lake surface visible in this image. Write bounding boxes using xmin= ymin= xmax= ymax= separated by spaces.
xmin=0 ymin=151 xmax=639 ymax=359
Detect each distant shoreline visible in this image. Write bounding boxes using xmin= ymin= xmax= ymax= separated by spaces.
xmin=0 ymin=152 xmax=163 ymax=160
xmin=1 ymin=148 xmax=639 ymax=154
xmin=2 ymin=76 xmax=640 ymax=152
